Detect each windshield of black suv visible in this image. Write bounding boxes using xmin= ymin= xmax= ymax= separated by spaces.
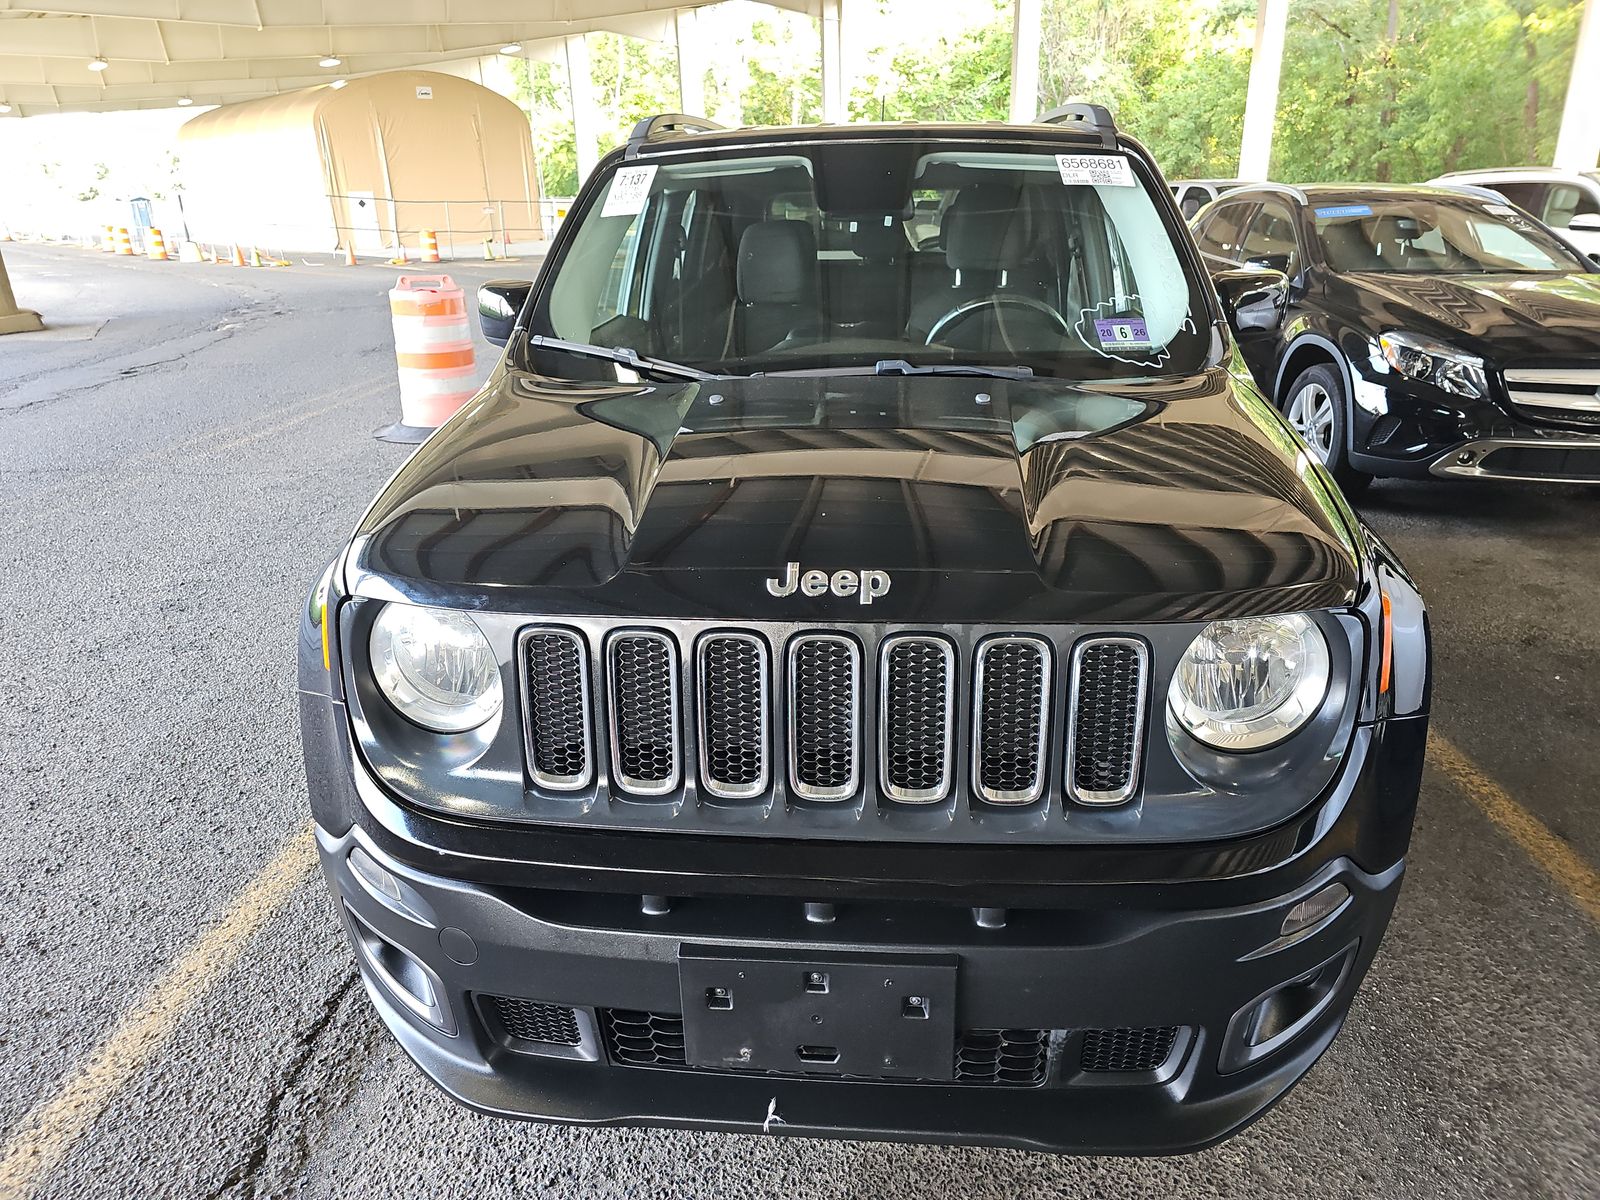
xmin=526 ymin=138 xmax=1211 ymax=381
xmin=1312 ymin=196 xmax=1588 ymax=275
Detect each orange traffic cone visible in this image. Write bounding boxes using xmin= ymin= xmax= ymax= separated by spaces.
xmin=147 ymin=228 xmax=169 ymax=261
xmin=420 ymin=230 xmax=441 ymax=263
xmin=344 ymin=242 xmax=358 ymax=267
xmin=482 ymin=237 xmax=495 ymax=261
xmin=248 ymin=246 xmax=263 ymax=268
xmin=230 ymin=244 xmax=247 ymax=267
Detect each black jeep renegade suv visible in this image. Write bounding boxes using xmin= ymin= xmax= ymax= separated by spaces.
xmin=298 ymin=108 xmax=1431 ymax=1155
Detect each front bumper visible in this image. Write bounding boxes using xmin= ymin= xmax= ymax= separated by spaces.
xmin=1347 ymin=369 xmax=1600 ymax=482
xmin=1425 ymin=434 xmax=1600 ymax=482
xmin=307 ymin=708 xmax=1425 ymax=1155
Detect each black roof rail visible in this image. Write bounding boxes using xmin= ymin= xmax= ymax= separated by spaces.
xmin=625 ymin=113 xmax=725 ymax=158
xmin=1036 ymin=103 xmax=1118 ymax=150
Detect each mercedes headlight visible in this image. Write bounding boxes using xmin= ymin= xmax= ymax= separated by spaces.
xmin=1169 ymin=614 xmax=1330 ymax=751
xmin=1378 ymin=331 xmax=1486 ymax=399
xmin=369 ymin=603 xmax=502 ymax=732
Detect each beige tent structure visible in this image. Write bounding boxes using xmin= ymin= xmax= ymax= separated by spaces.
xmin=176 ymin=70 xmax=542 ymax=257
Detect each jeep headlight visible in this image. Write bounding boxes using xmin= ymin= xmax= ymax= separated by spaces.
xmin=1169 ymin=614 xmax=1330 ymax=751
xmin=1377 ymin=331 xmax=1487 ymax=399
xmin=369 ymin=603 xmax=502 ymax=732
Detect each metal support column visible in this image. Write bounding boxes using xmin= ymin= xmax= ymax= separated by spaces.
xmin=676 ymin=8 xmax=706 ymax=117
xmin=565 ymin=33 xmax=600 ymax=185
xmin=1554 ymin=0 xmax=1600 ymax=171
xmin=1238 ymin=0 xmax=1289 ymax=179
xmin=1009 ymin=0 xmax=1042 ymax=124
xmin=820 ymin=0 xmax=845 ymax=124
xmin=0 ymin=250 xmax=44 ymax=336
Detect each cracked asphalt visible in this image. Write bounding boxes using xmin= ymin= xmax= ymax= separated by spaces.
xmin=1 ymin=242 xmax=1597 ymax=1199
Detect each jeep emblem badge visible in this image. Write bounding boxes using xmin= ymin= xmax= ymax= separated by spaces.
xmin=765 ymin=561 xmax=891 ymax=605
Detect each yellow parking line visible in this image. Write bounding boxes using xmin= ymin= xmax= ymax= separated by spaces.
xmin=1431 ymin=734 xmax=1600 ymax=924
xmin=0 ymin=829 xmax=316 ymax=1200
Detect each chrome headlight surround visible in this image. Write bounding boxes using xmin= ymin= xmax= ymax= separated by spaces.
xmin=1168 ymin=614 xmax=1331 ymax=752
xmin=369 ymin=602 xmax=503 ymax=733
xmin=1377 ymin=330 xmax=1487 ymax=399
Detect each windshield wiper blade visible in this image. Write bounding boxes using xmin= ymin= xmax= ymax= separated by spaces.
xmin=872 ymin=359 xmax=1034 ymax=380
xmin=526 ymin=335 xmax=713 ymax=381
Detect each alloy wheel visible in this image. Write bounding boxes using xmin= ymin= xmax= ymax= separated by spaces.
xmin=1286 ymin=382 xmax=1336 ymax=464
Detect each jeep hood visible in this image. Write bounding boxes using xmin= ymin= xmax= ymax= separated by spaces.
xmin=347 ymin=368 xmax=1362 ymax=623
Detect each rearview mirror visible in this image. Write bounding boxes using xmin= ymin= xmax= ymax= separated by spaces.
xmin=478 ymin=280 xmax=532 ymax=347
xmin=1213 ymin=269 xmax=1289 ymax=333
xmin=1567 ymin=213 xmax=1600 ymax=233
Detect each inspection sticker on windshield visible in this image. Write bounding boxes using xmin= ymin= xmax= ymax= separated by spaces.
xmin=601 ymin=164 xmax=658 ymax=218
xmin=1094 ymin=317 xmax=1152 ymax=349
xmin=1056 ymin=154 xmax=1135 ymax=188
xmin=1313 ymin=204 xmax=1373 ymax=220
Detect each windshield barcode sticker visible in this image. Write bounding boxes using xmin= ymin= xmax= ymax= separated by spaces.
xmin=1313 ymin=204 xmax=1373 ymax=219
xmin=1056 ymin=154 xmax=1135 ymax=188
xmin=601 ymin=165 xmax=658 ymax=219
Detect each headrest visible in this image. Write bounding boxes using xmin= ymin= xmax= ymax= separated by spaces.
xmin=737 ymin=220 xmax=817 ymax=304
xmin=944 ymin=183 xmax=1026 ymax=272
xmin=1319 ymin=221 xmax=1383 ymax=270
xmin=850 ymin=216 xmax=905 ymax=263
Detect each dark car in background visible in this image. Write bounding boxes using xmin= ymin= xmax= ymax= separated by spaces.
xmin=300 ymin=111 xmax=1430 ymax=1155
xmin=1191 ymin=183 xmax=1600 ymax=491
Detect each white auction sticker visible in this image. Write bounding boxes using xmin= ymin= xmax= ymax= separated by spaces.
xmin=601 ymin=165 xmax=658 ymax=218
xmin=1056 ymin=154 xmax=1136 ymax=188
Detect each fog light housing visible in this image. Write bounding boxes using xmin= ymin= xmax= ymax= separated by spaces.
xmin=1220 ymin=943 xmax=1357 ymax=1073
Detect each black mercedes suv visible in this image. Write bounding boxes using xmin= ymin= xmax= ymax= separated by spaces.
xmin=299 ymin=109 xmax=1431 ymax=1155
xmin=1191 ymin=182 xmax=1600 ymax=491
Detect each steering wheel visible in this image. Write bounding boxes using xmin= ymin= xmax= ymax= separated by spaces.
xmin=924 ymin=295 xmax=1073 ymax=351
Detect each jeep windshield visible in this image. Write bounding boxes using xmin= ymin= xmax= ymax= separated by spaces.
xmin=525 ymin=138 xmax=1211 ymax=382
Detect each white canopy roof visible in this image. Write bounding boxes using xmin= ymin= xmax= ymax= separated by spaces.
xmin=0 ymin=0 xmax=816 ymax=115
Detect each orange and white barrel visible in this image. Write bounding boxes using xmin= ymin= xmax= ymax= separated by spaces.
xmin=419 ymin=230 xmax=441 ymax=263
xmin=383 ymin=275 xmax=477 ymax=437
xmin=146 ymin=228 xmax=169 ymax=261
xmin=115 ymin=227 xmax=134 ymax=255
xmin=101 ymin=226 xmax=116 ymax=253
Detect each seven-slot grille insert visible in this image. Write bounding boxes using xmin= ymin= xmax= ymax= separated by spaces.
xmin=520 ymin=627 xmax=1149 ymax=808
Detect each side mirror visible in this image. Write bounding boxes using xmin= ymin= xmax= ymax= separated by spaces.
xmin=1213 ymin=268 xmax=1289 ymax=333
xmin=1243 ymin=252 xmax=1292 ymax=275
xmin=478 ymin=279 xmax=532 ymax=347
xmin=1566 ymin=213 xmax=1600 ymax=233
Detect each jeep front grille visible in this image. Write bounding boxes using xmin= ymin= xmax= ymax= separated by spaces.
xmin=519 ymin=624 xmax=1152 ymax=818
xmin=788 ymin=634 xmax=861 ymax=800
xmin=972 ymin=636 xmax=1051 ymax=804
xmin=697 ymin=633 xmax=769 ymax=798
xmin=880 ymin=636 xmax=955 ymax=802
xmin=1066 ymin=638 xmax=1149 ymax=805
xmin=606 ymin=631 xmax=680 ymax=794
xmin=520 ymin=629 xmax=592 ymax=790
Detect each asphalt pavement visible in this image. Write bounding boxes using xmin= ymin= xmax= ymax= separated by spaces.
xmin=0 ymin=241 xmax=1596 ymax=1200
